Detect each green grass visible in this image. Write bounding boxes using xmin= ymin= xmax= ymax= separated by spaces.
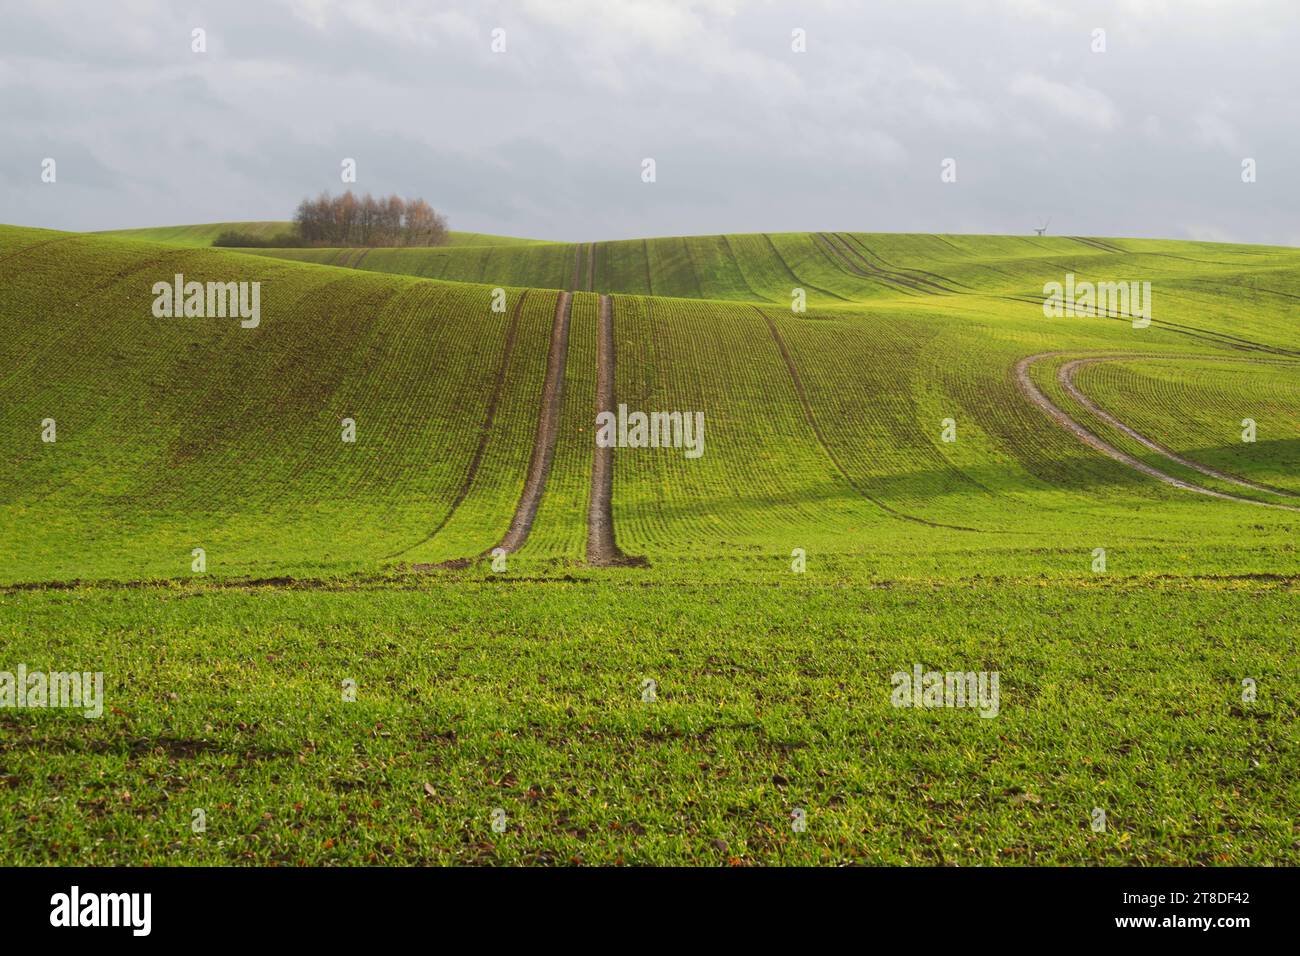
xmin=1 ymin=221 xmax=1297 ymax=865
xmin=1 ymin=578 xmax=1295 ymax=865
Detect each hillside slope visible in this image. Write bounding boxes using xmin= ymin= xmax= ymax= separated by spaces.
xmin=1 ymin=223 xmax=1296 ymax=583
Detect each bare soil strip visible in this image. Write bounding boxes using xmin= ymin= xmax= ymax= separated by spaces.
xmin=1014 ymin=352 xmax=1300 ymax=512
xmin=587 ymin=295 xmax=645 ymax=565
xmin=758 ymin=307 xmax=982 ymax=532
xmin=1059 ymin=357 xmax=1298 ymax=498
xmin=386 ymin=291 xmax=530 ymax=560
xmin=12 ymin=567 xmax=1300 ymax=594
xmin=497 ymin=291 xmax=574 ymax=553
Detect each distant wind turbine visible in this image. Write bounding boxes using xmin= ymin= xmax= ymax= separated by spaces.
xmin=1034 ymin=217 xmax=1051 ymax=237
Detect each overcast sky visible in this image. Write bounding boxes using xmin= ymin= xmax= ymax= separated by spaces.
xmin=2 ymin=0 xmax=1296 ymax=244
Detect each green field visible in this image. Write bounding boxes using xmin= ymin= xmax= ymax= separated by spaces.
xmin=95 ymin=222 xmax=545 ymax=249
xmin=1 ymin=222 xmax=1296 ymax=864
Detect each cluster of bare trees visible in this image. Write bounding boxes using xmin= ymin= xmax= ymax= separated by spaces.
xmin=293 ymin=191 xmax=449 ymax=246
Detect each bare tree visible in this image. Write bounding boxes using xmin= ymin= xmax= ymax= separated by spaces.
xmin=289 ymin=191 xmax=447 ymax=246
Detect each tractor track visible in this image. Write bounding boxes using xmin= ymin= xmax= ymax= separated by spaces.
xmin=587 ymin=294 xmax=645 ymax=565
xmin=496 ymin=290 xmax=574 ymax=554
xmin=820 ymin=232 xmax=963 ymax=296
xmin=0 ymin=235 xmax=81 ymax=265
xmin=812 ymin=233 xmax=923 ymax=295
xmin=815 ymin=234 xmax=1299 ymax=358
xmin=1014 ymin=352 xmax=1300 ymax=513
xmin=813 ymin=232 xmax=1042 ymax=309
xmin=761 ymin=234 xmax=851 ymax=302
xmin=842 ymin=234 xmax=976 ymax=290
xmin=1058 ymin=356 xmax=1300 ymax=498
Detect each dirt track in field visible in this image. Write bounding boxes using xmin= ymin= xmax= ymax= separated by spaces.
xmin=1058 ymin=356 xmax=1298 ymax=498
xmin=586 ymin=294 xmax=643 ymax=565
xmin=497 ymin=291 xmax=574 ymax=553
xmin=1015 ymin=352 xmax=1300 ymax=512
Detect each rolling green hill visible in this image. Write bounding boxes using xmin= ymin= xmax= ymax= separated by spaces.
xmin=2 ymin=221 xmax=1298 ymax=866
xmin=2 ymin=223 xmax=1297 ymax=582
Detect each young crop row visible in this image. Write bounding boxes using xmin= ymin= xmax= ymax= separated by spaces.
xmin=512 ymin=292 xmax=597 ymax=561
xmin=0 ymin=229 xmax=561 ymax=581
xmin=246 ymin=243 xmax=578 ymax=292
xmin=1075 ymin=357 xmax=1300 ymax=496
xmin=5 ymin=223 xmax=1298 ymax=581
xmin=397 ymin=290 xmax=559 ymax=565
xmin=605 ymin=294 xmax=894 ymax=558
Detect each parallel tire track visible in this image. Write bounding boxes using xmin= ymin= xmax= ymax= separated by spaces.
xmin=498 ymin=291 xmax=574 ymax=553
xmin=0 ymin=235 xmax=79 ymax=265
xmin=1014 ymin=352 xmax=1300 ymax=513
xmin=824 ymin=233 xmax=960 ymax=295
xmin=761 ymin=235 xmax=851 ymax=302
xmin=842 ymin=234 xmax=976 ymax=291
xmin=587 ymin=294 xmax=644 ymax=565
xmin=811 ymin=233 xmax=920 ymax=295
xmin=1059 ymin=357 xmax=1299 ymax=498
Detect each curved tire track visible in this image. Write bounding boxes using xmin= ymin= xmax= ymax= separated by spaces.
xmin=812 ymin=233 xmax=921 ymax=296
xmin=1014 ymin=352 xmax=1300 ymax=513
xmin=820 ymin=233 xmax=961 ymax=296
xmin=1059 ymin=357 xmax=1299 ymax=498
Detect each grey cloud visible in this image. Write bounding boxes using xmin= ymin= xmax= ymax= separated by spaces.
xmin=0 ymin=0 xmax=1295 ymax=245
